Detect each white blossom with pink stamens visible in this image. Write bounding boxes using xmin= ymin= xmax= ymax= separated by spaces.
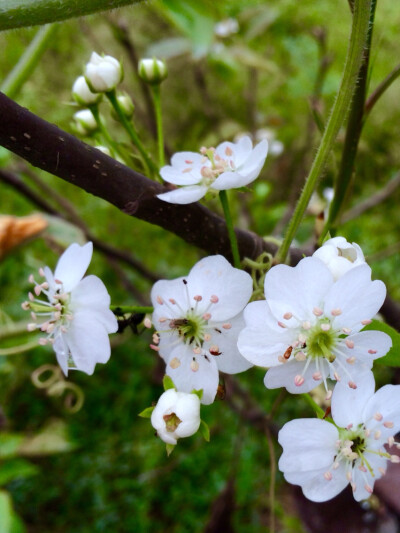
xmin=157 ymin=136 xmax=268 ymax=204
xmin=22 ymin=242 xmax=118 ymax=375
xmin=237 ymin=257 xmax=391 ymax=394
xmin=278 ymin=373 xmax=400 ymax=502
xmin=151 ymin=255 xmax=253 ymax=404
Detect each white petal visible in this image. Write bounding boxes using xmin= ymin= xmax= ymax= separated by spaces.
xmin=212 ymin=170 xmax=247 ymax=190
xmin=278 ymin=418 xmax=338 ymax=472
xmin=264 ymin=359 xmax=322 ymax=393
xmin=362 ymin=384 xmax=400 ymax=436
xmin=165 ymin=345 xmax=219 ymax=405
xmin=264 ymin=258 xmax=334 ymax=322
xmin=352 ymin=454 xmax=387 ymax=501
xmin=237 ymin=327 xmax=291 ymax=368
xmin=331 ymin=370 xmax=375 ymax=427
xmin=64 ymin=313 xmax=112 ymax=374
xmin=300 ymin=461 xmax=349 ymax=502
xmin=70 ymin=275 xmax=118 ymax=332
xmin=53 ymin=334 xmax=69 ymax=376
xmin=336 ymin=330 xmax=392 ymax=368
xmin=54 ymin=242 xmax=93 ymax=292
xmin=187 ymin=255 xmax=252 ymax=321
xmin=206 ymin=313 xmax=253 ymax=374
xmin=324 ymin=265 xmax=386 ymax=331
xmin=215 ymin=136 xmax=253 ymax=167
xmin=157 ymin=185 xmax=208 ymax=204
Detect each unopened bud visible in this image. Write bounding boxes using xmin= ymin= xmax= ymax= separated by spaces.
xmin=72 ymin=76 xmax=102 ymax=106
xmin=138 ymin=58 xmax=168 ymax=85
xmin=85 ymin=52 xmax=123 ymax=93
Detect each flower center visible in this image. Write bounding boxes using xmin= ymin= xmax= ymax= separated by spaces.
xmin=163 ymin=412 xmax=182 ymax=432
xmin=170 ymin=313 xmax=207 ymax=346
xmin=199 ymin=145 xmax=236 ymax=186
xmin=305 ymin=322 xmax=337 ymax=362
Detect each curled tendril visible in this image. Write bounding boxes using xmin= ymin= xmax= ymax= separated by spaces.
xmin=243 ymin=252 xmax=273 ymax=301
xmin=31 ymin=364 xmax=84 ymax=413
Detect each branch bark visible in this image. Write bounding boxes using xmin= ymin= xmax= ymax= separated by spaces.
xmin=0 ymin=91 xmax=303 ymax=266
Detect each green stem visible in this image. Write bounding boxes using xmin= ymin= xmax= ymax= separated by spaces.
xmin=275 ymin=0 xmax=372 ymax=264
xmin=219 ymin=190 xmax=241 ymax=269
xmin=88 ymin=104 xmax=127 ymax=163
xmin=106 ymin=90 xmax=158 ymax=178
xmin=0 ymin=339 xmax=39 ymax=356
xmin=111 ymin=305 xmax=153 ymax=314
xmin=0 ymin=0 xmax=144 ymax=31
xmin=322 ymin=0 xmax=376 ymax=238
xmin=151 ymin=85 xmax=165 ymax=168
xmin=1 ymin=24 xmax=58 ymax=99
xmin=301 ymin=393 xmax=325 ymax=419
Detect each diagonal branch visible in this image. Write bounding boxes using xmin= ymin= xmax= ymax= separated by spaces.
xmin=0 ymin=91 xmax=304 ymax=266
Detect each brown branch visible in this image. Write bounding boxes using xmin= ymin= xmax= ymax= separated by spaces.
xmin=340 ymin=171 xmax=400 ymax=224
xmin=0 ymin=91 xmax=303 ymax=266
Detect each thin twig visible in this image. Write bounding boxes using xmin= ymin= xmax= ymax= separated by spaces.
xmin=364 ymin=63 xmax=400 ymax=118
xmin=340 ymin=171 xmax=400 ymax=224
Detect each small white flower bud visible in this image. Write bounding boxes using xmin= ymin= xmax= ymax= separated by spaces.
xmin=73 ymin=109 xmax=98 ymax=135
xmin=72 ymin=76 xmax=102 ymax=106
xmin=117 ymin=94 xmax=135 ymax=118
xmin=151 ymin=389 xmax=201 ymax=445
xmin=84 ymin=52 xmax=123 ymax=93
xmin=138 ymin=58 xmax=168 ymax=85
xmin=313 ymin=237 xmax=366 ymax=281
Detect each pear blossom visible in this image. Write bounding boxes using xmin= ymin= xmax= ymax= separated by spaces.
xmin=22 ymin=242 xmax=118 ymax=375
xmin=278 ymin=373 xmax=400 ymax=502
xmin=237 ymin=257 xmax=391 ymax=394
xmin=151 ymin=255 xmax=253 ymax=404
xmin=85 ymin=52 xmax=123 ymax=93
xmin=313 ymin=237 xmax=366 ymax=280
xmin=151 ymin=389 xmax=201 ymax=445
xmin=72 ymin=76 xmax=102 ymax=106
xmin=157 ymin=136 xmax=268 ymax=204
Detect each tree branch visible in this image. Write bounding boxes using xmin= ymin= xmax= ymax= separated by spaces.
xmin=0 ymin=91 xmax=303 ymax=266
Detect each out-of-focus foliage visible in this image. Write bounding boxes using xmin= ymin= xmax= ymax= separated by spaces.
xmin=0 ymin=0 xmax=400 ymax=531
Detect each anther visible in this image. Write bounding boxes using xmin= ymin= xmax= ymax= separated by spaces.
xmin=378 ymin=467 xmax=386 ymax=475
xmin=361 ymin=319 xmax=372 ymax=325
xmin=34 ymin=285 xmax=42 ymax=296
xmin=302 ymin=321 xmax=311 ymax=330
xmin=364 ymin=484 xmax=373 ymax=494
xmin=321 ymin=323 xmax=331 ymax=332
xmin=222 ymin=323 xmax=232 ymax=329
xmin=390 ymin=455 xmax=400 ymax=463
xmin=156 ymin=296 xmax=164 ymax=305
xmin=388 ymin=436 xmax=395 ymax=447
xmin=28 ymin=274 xmax=35 ymax=283
xmin=323 ymin=471 xmax=332 ymax=481
xmin=384 ymin=421 xmax=394 ymax=429
xmin=193 ymin=347 xmax=202 ymax=354
xmin=150 ymin=344 xmax=160 ymax=351
xmin=38 ymin=338 xmax=48 ymax=345
xmin=27 ymin=323 xmax=37 ymax=332
xmin=294 ymin=375 xmax=305 ymax=387
xmin=210 ymin=295 xmax=219 ymax=303
xmin=30 ymin=312 xmax=37 ymax=320
xmin=368 ymin=349 xmax=377 ymax=354
xmin=143 ymin=317 xmax=152 ymax=328
xmin=374 ymin=430 xmax=381 ymax=440
xmin=278 ymin=321 xmax=286 ymax=328
xmin=342 ymin=327 xmax=351 ymax=335
xmin=312 ymin=372 xmax=322 ymax=381
xmin=190 ymin=359 xmax=199 ymax=372
xmin=193 ymin=295 xmax=202 ymax=302
xmin=283 ymin=312 xmax=292 ymax=320
xmin=348 ymin=381 xmax=357 ymax=389
xmin=204 ymin=333 xmax=211 ymax=341
xmin=374 ymin=412 xmax=383 ymax=421
xmin=169 ymin=298 xmax=176 ymax=305
xmin=38 ymin=267 xmax=45 ymax=277
xmin=345 ymin=339 xmax=354 ymax=349
xmin=325 ymin=390 xmax=333 ymax=401
xmin=21 ymin=301 xmax=30 ymax=310
xmin=225 ymin=146 xmax=233 ymax=156
xmin=170 ymin=357 xmax=181 ymax=369
xmin=295 ymin=351 xmax=306 ymax=362
xmin=184 ymin=159 xmax=193 ymax=164
xmin=334 ymin=372 xmax=341 ymax=381
xmin=313 ymin=307 xmax=323 ymax=316
xmin=331 ymin=308 xmax=342 ymax=316
xmin=346 ymin=357 xmax=356 ymax=364
xmin=203 ymin=313 xmax=211 ymax=320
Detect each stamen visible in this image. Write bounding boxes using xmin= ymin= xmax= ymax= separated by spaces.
xmin=193 ymin=295 xmax=202 ymax=302
xmin=331 ymin=308 xmax=342 ymax=316
xmin=390 ymin=455 xmax=400 ymax=463
xmin=374 ymin=412 xmax=383 ymax=421
xmin=38 ymin=267 xmax=45 ymax=277
xmin=368 ymin=349 xmax=377 ymax=354
xmin=156 ymin=296 xmax=164 ymax=305
xmin=346 ymin=357 xmax=356 ymax=364
xmin=190 ymin=358 xmax=199 ymax=372
xmin=374 ymin=430 xmax=381 ymax=440
xmin=312 ymin=372 xmax=322 ymax=381
xmin=384 ymin=421 xmax=394 ymax=429
xmin=321 ymin=323 xmax=331 ymax=332
xmin=27 ymin=323 xmax=37 ymax=331
xmin=150 ymin=344 xmax=160 ymax=351
xmin=169 ymin=357 xmax=181 ymax=369
xmin=283 ymin=312 xmax=292 ymax=320
xmin=342 ymin=327 xmax=351 ymax=335
xmin=210 ymin=295 xmax=219 ymax=303
xmin=361 ymin=319 xmax=372 ymax=325
xmin=294 ymin=375 xmax=305 ymax=387
xmin=222 ymin=323 xmax=231 ymax=329
xmin=203 ymin=313 xmax=211 ymax=321
xmin=313 ymin=307 xmax=323 ymax=316
xmin=324 ymin=471 xmax=332 ymax=481
xmin=345 ymin=339 xmax=354 ymax=349
xmin=302 ymin=321 xmax=311 ymax=330
xmin=348 ymin=381 xmax=357 ymax=389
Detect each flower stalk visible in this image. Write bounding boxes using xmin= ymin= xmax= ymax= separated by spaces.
xmin=275 ymin=0 xmax=372 ymax=264
xmin=219 ymin=190 xmax=241 ymax=269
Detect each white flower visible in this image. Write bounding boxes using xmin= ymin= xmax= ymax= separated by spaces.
xmin=73 ymin=109 xmax=97 ymax=135
xmin=313 ymin=237 xmax=366 ymax=280
xmin=138 ymin=58 xmax=168 ymax=84
xmin=237 ymin=257 xmax=391 ymax=394
xmin=157 ymin=136 xmax=268 ymax=204
xmin=151 ymin=255 xmax=253 ymax=404
xmin=278 ymin=373 xmax=400 ymax=502
xmin=72 ymin=76 xmax=102 ymax=105
xmin=151 ymin=389 xmax=201 ymax=445
xmin=85 ymin=52 xmax=123 ymax=93
xmin=117 ymin=94 xmax=135 ymax=118
xmin=23 ymin=242 xmax=118 ymax=375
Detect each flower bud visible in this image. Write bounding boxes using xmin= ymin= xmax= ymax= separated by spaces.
xmin=84 ymin=52 xmax=123 ymax=93
xmin=117 ymin=93 xmax=135 ymax=118
xmin=313 ymin=237 xmax=366 ymax=280
xmin=151 ymin=389 xmax=201 ymax=445
xmin=138 ymin=58 xmax=168 ymax=85
xmin=72 ymin=76 xmax=102 ymax=106
xmin=73 ymin=109 xmax=98 ymax=135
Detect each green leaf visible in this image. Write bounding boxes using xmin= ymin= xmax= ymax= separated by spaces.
xmin=18 ymin=420 xmax=76 ymax=456
xmin=138 ymin=406 xmax=155 ymax=419
xmin=0 ymin=490 xmax=12 ymax=533
xmin=0 ymin=435 xmax=25 ymax=460
xmin=199 ymin=420 xmax=210 ymax=442
xmin=191 ymin=389 xmax=203 ymax=400
xmin=10 ymin=514 xmax=26 ymax=533
xmin=0 ymin=459 xmax=38 ymax=486
xmin=165 ymin=443 xmax=175 ymax=456
xmin=163 ymin=375 xmax=175 ymax=391
xmin=364 ymin=319 xmax=400 ymax=367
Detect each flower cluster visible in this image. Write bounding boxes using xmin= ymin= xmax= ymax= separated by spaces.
xmin=157 ymin=136 xmax=268 ymax=204
xmin=22 ymin=242 xmax=117 ymax=375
